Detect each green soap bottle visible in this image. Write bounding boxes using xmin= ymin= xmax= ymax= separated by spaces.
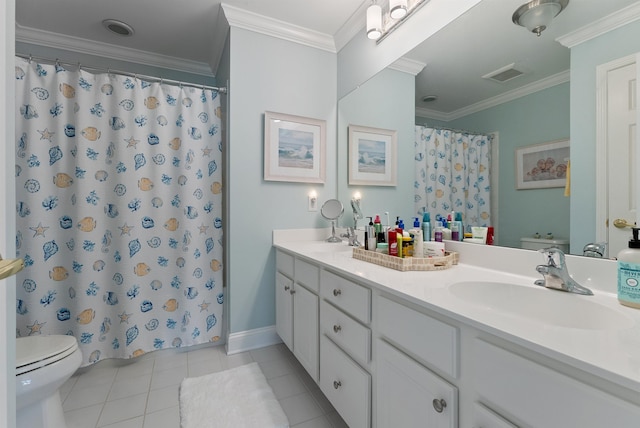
xmin=617 ymin=227 xmax=640 ymax=309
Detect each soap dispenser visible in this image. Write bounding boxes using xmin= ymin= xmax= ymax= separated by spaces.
xmin=617 ymin=227 xmax=640 ymax=309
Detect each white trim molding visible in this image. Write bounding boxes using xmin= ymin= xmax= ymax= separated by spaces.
xmin=557 ymin=2 xmax=640 ymax=48
xmin=389 ymin=57 xmax=426 ymax=75
xmin=226 ymin=325 xmax=282 ymax=355
xmin=221 ymin=3 xmax=336 ymax=53
xmin=15 ymin=23 xmax=214 ymax=76
xmin=416 ymin=70 xmax=569 ymax=121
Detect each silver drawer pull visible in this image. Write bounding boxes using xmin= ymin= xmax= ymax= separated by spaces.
xmin=432 ymin=398 xmax=447 ymax=413
xmin=284 ymin=285 xmax=290 ymax=291
xmin=333 ymin=324 xmax=341 ymax=333
xmin=290 ymin=289 xmax=296 ymax=295
xmin=333 ymin=380 xmax=341 ymax=389
xmin=333 ymin=289 xmax=342 ymax=296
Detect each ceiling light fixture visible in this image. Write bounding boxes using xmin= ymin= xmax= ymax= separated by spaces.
xmin=421 ymin=95 xmax=438 ymax=103
xmin=512 ymin=0 xmax=569 ymax=37
xmin=102 ymin=19 xmax=135 ymax=37
xmin=366 ymin=0 xmax=428 ymax=42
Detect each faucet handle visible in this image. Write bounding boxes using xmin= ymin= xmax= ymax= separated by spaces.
xmin=538 ymin=247 xmax=566 ymax=267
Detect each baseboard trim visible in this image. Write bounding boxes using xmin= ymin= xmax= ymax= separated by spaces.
xmin=226 ymin=325 xmax=282 ymax=355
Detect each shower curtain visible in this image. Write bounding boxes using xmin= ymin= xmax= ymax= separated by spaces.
xmin=414 ymin=126 xmax=491 ymax=233
xmin=14 ymin=57 xmax=224 ymax=366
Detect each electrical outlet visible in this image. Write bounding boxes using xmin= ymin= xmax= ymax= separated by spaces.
xmin=308 ymin=195 xmax=318 ymax=211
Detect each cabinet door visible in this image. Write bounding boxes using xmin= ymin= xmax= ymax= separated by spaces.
xmin=275 ymin=272 xmax=293 ymax=351
xmin=293 ymin=284 xmax=319 ymax=381
xmin=377 ymin=339 xmax=458 ymax=428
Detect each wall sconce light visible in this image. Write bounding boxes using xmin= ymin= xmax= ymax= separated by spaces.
xmin=512 ymin=0 xmax=569 ymax=37
xmin=308 ymin=191 xmax=318 ymax=212
xmin=353 ymin=192 xmax=362 ymax=203
xmin=389 ymin=0 xmax=408 ymax=19
xmin=366 ymin=2 xmax=383 ymax=40
xmin=366 ymin=0 xmax=428 ymax=42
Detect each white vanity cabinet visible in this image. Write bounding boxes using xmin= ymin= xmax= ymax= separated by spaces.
xmin=319 ymin=269 xmax=372 ymax=428
xmin=275 ymin=250 xmax=320 ymax=381
xmin=376 ymin=295 xmax=459 ymax=428
xmin=472 ymin=339 xmax=640 ymax=427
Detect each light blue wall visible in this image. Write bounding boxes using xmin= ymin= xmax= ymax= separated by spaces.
xmin=570 ymin=20 xmax=640 ymax=253
xmin=337 ymin=68 xmax=415 ymax=226
xmin=416 ymin=83 xmax=570 ymax=249
xmin=227 ymin=28 xmax=337 ymax=334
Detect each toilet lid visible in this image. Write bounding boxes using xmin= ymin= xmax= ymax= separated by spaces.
xmin=16 ymin=335 xmax=79 ymax=375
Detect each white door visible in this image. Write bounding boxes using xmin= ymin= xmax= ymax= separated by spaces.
xmin=607 ymin=60 xmax=637 ymax=256
xmin=275 ymin=272 xmax=293 ymax=350
xmin=596 ymin=54 xmax=640 ymax=257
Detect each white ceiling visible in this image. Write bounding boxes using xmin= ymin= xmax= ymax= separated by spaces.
xmin=15 ymin=0 xmax=640 ymax=115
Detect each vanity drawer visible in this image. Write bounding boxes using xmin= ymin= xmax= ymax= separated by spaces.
xmin=320 ymin=335 xmax=371 ymax=428
xmin=294 ymin=258 xmax=319 ymax=293
xmin=474 ymin=339 xmax=640 ymax=427
xmin=320 ymin=300 xmax=370 ymax=366
xmin=377 ymin=295 xmax=458 ymax=378
xmin=276 ymin=250 xmax=294 ymax=278
xmin=321 ymin=270 xmax=371 ymax=324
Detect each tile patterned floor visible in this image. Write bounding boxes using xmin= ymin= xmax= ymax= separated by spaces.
xmin=60 ymin=343 xmax=348 ymax=428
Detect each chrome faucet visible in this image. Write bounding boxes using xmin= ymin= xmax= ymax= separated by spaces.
xmin=583 ymin=242 xmax=606 ymax=258
xmin=341 ymin=227 xmax=361 ymax=247
xmin=534 ymin=248 xmax=593 ymax=295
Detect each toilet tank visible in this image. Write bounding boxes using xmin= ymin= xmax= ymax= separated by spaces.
xmin=520 ymin=237 xmax=569 ymax=253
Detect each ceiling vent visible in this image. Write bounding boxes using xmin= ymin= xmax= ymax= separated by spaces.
xmin=483 ymin=63 xmax=524 ymax=83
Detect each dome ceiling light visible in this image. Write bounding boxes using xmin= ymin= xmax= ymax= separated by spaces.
xmin=512 ymin=0 xmax=569 ymax=37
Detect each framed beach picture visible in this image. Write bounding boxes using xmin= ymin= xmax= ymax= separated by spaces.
xmin=348 ymin=125 xmax=397 ymax=186
xmin=264 ymin=111 xmax=326 ymax=183
xmin=515 ymin=139 xmax=569 ymax=190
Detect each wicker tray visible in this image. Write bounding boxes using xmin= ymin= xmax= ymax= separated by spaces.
xmin=352 ymin=247 xmax=458 ymax=272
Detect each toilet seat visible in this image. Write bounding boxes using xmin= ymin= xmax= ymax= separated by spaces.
xmin=16 ymin=335 xmax=79 ymax=375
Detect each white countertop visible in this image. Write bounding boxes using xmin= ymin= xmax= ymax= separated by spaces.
xmin=273 ymin=229 xmax=640 ymax=394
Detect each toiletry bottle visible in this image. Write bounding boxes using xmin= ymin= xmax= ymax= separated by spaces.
xmin=364 ymin=217 xmax=372 ymax=250
xmin=422 ymin=212 xmax=431 ymax=242
xmin=374 ymin=215 xmax=382 ymax=234
xmin=388 ymin=230 xmax=399 ymax=257
xmin=451 ymin=221 xmax=459 ymax=241
xmin=441 ymin=220 xmax=452 ymax=241
xmin=455 ymin=212 xmax=464 ymax=241
xmin=617 ymin=227 xmax=640 ymax=309
xmin=367 ymin=217 xmax=377 ymax=251
xmin=410 ymin=219 xmax=424 ymax=258
xmin=434 ymin=221 xmax=443 ymax=242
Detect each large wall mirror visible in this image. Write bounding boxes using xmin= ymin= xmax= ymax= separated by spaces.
xmin=337 ymin=0 xmax=640 ymax=256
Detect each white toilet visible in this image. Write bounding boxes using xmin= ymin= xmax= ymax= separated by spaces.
xmin=16 ymin=335 xmax=82 ymax=428
xmin=520 ymin=237 xmax=569 ymax=253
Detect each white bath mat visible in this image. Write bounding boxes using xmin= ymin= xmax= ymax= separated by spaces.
xmin=179 ymin=362 xmax=289 ymax=428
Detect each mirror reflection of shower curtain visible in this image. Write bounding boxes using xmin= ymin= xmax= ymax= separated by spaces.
xmin=414 ymin=126 xmax=492 ymax=234
xmin=14 ymin=57 xmax=224 ymax=366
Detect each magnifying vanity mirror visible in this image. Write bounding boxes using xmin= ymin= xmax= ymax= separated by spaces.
xmin=321 ymin=199 xmax=345 ymax=243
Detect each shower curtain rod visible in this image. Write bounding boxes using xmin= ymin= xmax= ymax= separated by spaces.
xmin=16 ymin=53 xmax=227 ymax=94
xmin=423 ymin=124 xmax=491 ymax=137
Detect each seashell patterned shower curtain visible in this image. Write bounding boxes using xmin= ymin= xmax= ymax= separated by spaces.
xmin=414 ymin=126 xmax=492 ymax=233
xmin=14 ymin=57 xmax=224 ymax=366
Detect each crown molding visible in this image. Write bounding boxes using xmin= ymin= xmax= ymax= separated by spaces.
xmin=416 ymin=70 xmax=570 ymax=121
xmin=15 ymin=23 xmax=214 ymax=76
xmin=334 ymin=2 xmax=368 ymax=52
xmin=389 ymin=57 xmax=426 ymax=75
xmin=557 ymin=2 xmax=640 ymax=48
xmin=221 ymin=3 xmax=336 ymax=53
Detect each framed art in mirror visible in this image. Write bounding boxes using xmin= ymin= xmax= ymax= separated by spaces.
xmin=515 ymin=139 xmax=569 ymax=190
xmin=348 ymin=124 xmax=397 ymax=186
xmin=264 ymin=111 xmax=326 ymax=183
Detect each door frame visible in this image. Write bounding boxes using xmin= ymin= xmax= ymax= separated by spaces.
xmin=595 ymin=53 xmax=639 ymax=255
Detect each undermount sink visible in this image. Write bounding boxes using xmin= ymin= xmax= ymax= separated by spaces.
xmin=448 ymin=281 xmax=635 ymax=330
